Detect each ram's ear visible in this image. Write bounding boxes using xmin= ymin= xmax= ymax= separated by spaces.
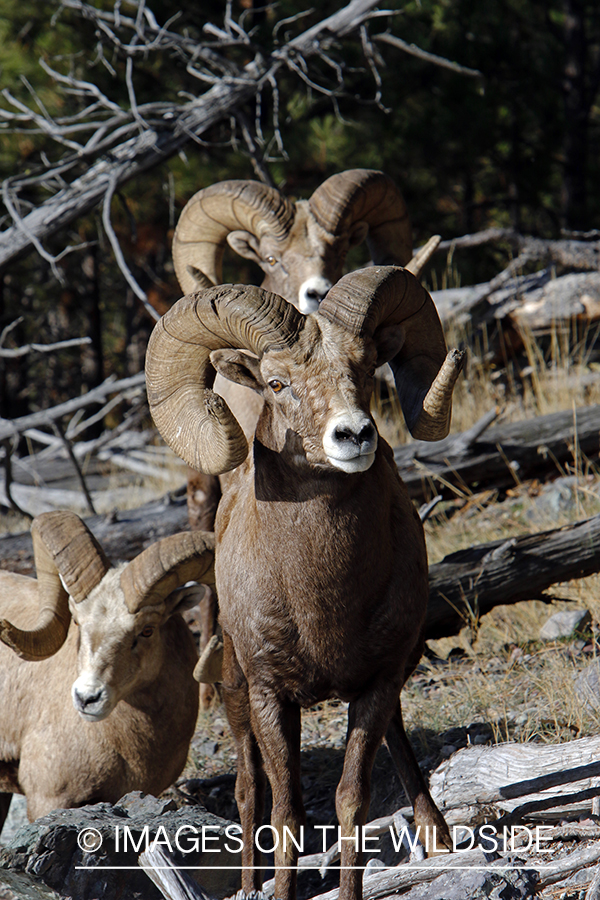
xmin=227 ymin=231 xmax=262 ymax=263
xmin=210 ymin=348 xmax=265 ymax=392
xmin=168 ymin=583 xmax=206 ymax=615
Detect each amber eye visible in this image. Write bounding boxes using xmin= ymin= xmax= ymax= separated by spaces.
xmin=269 ymin=379 xmax=284 ymax=393
xmin=266 ymin=256 xmax=277 ymax=266
xmin=140 ymin=626 xmax=154 ymax=638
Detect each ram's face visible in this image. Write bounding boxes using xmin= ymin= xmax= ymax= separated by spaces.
xmin=213 ymin=316 xmax=379 ymax=474
xmin=69 ymin=569 xmax=167 ymax=722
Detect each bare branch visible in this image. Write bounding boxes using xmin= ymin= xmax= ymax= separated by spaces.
xmin=2 ymin=439 xmax=32 ymax=520
xmin=0 ymin=371 xmax=146 ymax=442
xmin=51 ymin=418 xmax=97 ymax=515
xmin=102 ymin=171 xmax=159 ymax=321
xmin=0 ymin=335 xmax=91 ymax=359
xmin=374 ymin=32 xmax=483 ymax=78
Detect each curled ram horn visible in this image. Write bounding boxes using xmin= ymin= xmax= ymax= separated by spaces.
xmin=0 ymin=511 xmax=111 ymax=661
xmin=146 ymin=284 xmax=305 ymax=475
xmin=120 ymin=531 xmax=216 ymax=614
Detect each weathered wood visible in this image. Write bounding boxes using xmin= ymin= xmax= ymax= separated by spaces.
xmin=437 ymin=230 xmax=600 ymax=272
xmin=430 ymin=734 xmax=600 ymax=824
xmin=0 ymin=492 xmax=189 ymax=575
xmin=139 ymin=847 xmax=211 ymax=900
xmin=507 ymin=272 xmax=600 ymax=331
xmin=395 ymin=403 xmax=600 ymax=501
xmin=309 ymin=849 xmax=490 ymax=900
xmin=426 ymin=511 xmax=600 ymax=638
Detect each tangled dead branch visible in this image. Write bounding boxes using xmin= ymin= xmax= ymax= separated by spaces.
xmin=0 ymin=0 xmax=480 ymax=309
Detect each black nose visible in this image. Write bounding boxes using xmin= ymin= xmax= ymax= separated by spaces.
xmin=305 ymin=287 xmax=326 ymax=302
xmin=334 ymin=423 xmax=375 ymax=446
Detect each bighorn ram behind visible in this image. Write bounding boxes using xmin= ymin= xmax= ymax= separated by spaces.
xmin=0 ymin=511 xmax=214 ymax=829
xmin=146 ymin=266 xmax=464 ymax=900
xmin=172 ymin=168 xmax=413 ymax=314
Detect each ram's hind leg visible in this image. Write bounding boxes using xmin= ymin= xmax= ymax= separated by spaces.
xmin=385 ymin=699 xmax=451 ymax=853
xmin=221 ymin=634 xmax=266 ymax=894
xmin=0 ymin=793 xmax=12 ymax=834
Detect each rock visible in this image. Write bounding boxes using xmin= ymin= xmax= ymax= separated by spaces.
xmin=397 ymin=863 xmax=538 ymax=899
xmin=0 ymin=865 xmax=63 ymax=900
xmin=539 ymin=608 xmax=590 ymax=640
xmin=0 ymin=792 xmax=241 ymax=900
xmin=527 ymin=475 xmax=579 ymax=521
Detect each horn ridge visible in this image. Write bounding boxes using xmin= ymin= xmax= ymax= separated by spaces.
xmin=318 ymin=266 xmax=462 ymax=442
xmin=308 ymin=169 xmax=412 ymax=266
xmin=0 ymin=511 xmax=110 ymax=661
xmin=121 ymin=531 xmax=216 ymax=613
xmin=173 ymin=181 xmax=295 ymax=294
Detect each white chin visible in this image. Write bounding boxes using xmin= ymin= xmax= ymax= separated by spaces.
xmin=327 ymin=453 xmax=375 ymax=473
xmin=77 ymin=708 xmax=112 ymax=722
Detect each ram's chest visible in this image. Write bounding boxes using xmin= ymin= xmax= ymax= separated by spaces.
xmin=215 ymin=477 xmax=429 ymax=702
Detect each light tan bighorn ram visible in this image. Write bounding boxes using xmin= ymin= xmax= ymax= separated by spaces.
xmin=0 ymin=511 xmax=214 ymax=829
xmin=146 ymin=266 xmax=465 ymax=900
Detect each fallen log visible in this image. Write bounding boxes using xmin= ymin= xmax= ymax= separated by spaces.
xmin=426 ymin=511 xmax=600 ymax=638
xmin=0 ymin=490 xmax=189 ymax=575
xmin=429 ymin=734 xmax=600 ymax=825
xmin=395 ymin=403 xmax=600 ymax=501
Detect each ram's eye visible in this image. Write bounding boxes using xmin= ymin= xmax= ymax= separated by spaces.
xmin=140 ymin=626 xmax=154 ymax=638
xmin=266 ymin=256 xmax=277 ymax=267
xmin=269 ymin=379 xmax=285 ymax=393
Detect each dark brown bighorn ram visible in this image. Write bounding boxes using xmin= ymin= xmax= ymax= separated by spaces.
xmin=0 ymin=511 xmax=215 ymax=828
xmin=174 ymin=170 xmax=439 ymax=702
xmin=146 ymin=266 xmax=464 ymax=900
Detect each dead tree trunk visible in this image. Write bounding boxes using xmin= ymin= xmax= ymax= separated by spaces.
xmin=396 ymin=403 xmax=600 ymax=501
xmin=430 ymin=733 xmax=600 ymax=824
xmin=426 ymin=512 xmax=600 ymax=639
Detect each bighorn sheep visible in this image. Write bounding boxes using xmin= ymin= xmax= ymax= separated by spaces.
xmin=0 ymin=511 xmax=214 ymax=829
xmin=172 ymin=168 xmax=413 ymax=314
xmin=175 ymin=170 xmax=435 ymax=699
xmin=145 ymin=265 xmax=465 ymax=900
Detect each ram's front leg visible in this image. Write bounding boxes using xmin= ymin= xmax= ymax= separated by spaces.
xmin=220 ymin=634 xmax=266 ymax=894
xmin=336 ymin=688 xmax=399 ymax=900
xmin=249 ymin=688 xmax=305 ymax=900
